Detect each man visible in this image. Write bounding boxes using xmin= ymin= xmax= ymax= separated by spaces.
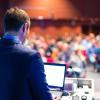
xmin=0 ymin=7 xmax=53 ymax=100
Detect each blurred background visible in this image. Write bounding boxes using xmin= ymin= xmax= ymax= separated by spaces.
xmin=0 ymin=0 xmax=100 ymax=99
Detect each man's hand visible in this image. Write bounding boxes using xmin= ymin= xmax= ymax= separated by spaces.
xmin=53 ymin=96 xmax=61 ymax=100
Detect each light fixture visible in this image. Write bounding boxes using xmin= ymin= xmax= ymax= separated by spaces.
xmin=38 ymin=16 xmax=44 ymax=20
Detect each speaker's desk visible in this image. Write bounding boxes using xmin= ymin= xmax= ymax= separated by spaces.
xmin=61 ymin=78 xmax=94 ymax=100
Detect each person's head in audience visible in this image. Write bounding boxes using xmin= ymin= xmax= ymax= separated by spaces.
xmin=4 ymin=7 xmax=30 ymax=43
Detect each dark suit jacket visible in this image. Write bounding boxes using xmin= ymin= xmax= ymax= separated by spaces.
xmin=0 ymin=38 xmax=52 ymax=100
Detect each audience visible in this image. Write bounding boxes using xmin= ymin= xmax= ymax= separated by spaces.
xmin=25 ymin=32 xmax=100 ymax=74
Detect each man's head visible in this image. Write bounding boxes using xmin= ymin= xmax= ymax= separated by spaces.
xmin=4 ymin=7 xmax=30 ymax=42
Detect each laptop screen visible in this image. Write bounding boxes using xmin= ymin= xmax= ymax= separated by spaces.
xmin=44 ymin=63 xmax=66 ymax=90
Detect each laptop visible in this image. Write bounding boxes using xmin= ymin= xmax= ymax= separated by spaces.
xmin=44 ymin=63 xmax=66 ymax=98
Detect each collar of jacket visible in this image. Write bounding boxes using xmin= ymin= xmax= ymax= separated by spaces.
xmin=0 ymin=34 xmax=22 ymax=46
xmin=3 ymin=34 xmax=22 ymax=44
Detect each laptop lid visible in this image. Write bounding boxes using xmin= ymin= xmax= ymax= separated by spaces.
xmin=44 ymin=63 xmax=66 ymax=90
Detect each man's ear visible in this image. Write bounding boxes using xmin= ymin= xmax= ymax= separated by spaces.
xmin=22 ymin=24 xmax=25 ymax=32
xmin=22 ymin=23 xmax=28 ymax=32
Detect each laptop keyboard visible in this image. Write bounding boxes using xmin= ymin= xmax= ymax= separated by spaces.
xmin=50 ymin=91 xmax=63 ymax=99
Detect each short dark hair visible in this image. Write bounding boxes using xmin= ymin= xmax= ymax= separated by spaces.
xmin=4 ymin=7 xmax=30 ymax=32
